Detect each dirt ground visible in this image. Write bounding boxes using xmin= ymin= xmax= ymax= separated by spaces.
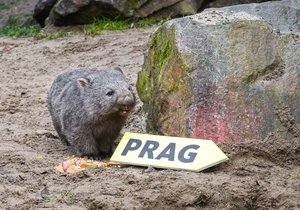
xmin=0 ymin=0 xmax=300 ymax=208
xmin=0 ymin=25 xmax=299 ymax=210
xmin=0 ymin=0 xmax=39 ymax=28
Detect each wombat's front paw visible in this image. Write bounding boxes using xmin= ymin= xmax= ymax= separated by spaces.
xmin=83 ymin=152 xmax=112 ymax=161
xmin=83 ymin=155 xmax=101 ymax=161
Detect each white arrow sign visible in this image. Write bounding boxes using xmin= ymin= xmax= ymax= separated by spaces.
xmin=111 ymin=132 xmax=229 ymax=172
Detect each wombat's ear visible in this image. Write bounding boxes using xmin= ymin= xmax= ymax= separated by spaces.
xmin=113 ymin=67 xmax=124 ymax=74
xmin=77 ymin=78 xmax=90 ymax=88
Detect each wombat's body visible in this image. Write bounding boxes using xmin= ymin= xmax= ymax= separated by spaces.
xmin=47 ymin=68 xmax=135 ymax=157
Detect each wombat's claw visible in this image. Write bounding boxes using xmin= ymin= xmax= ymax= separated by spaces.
xmin=83 ymin=155 xmax=102 ymax=161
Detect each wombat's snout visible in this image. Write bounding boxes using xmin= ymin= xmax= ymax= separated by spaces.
xmin=117 ymin=93 xmax=135 ymax=116
xmin=124 ymin=95 xmax=135 ymax=105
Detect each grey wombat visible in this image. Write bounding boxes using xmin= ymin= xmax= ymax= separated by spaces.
xmin=47 ymin=68 xmax=135 ymax=158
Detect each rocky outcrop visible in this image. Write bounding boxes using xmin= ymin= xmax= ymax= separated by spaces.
xmin=33 ymin=0 xmax=283 ymax=27
xmin=33 ymin=0 xmax=203 ymax=27
xmin=33 ymin=0 xmax=58 ymax=27
xmin=137 ymin=0 xmax=300 ymax=143
xmin=204 ymin=0 xmax=271 ymax=9
xmin=135 ymin=0 xmax=203 ymax=19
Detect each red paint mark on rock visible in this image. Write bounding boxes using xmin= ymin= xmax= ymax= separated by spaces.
xmin=190 ymin=89 xmax=263 ymax=143
xmin=191 ymin=104 xmax=232 ymax=143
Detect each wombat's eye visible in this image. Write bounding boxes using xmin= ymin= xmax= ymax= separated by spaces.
xmin=106 ymin=90 xmax=115 ymax=96
xmin=128 ymin=87 xmax=132 ymax=91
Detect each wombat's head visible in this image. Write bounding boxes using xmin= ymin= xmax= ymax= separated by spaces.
xmin=77 ymin=68 xmax=135 ymax=118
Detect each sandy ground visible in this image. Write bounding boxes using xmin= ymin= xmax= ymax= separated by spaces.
xmin=0 ymin=26 xmax=299 ymax=210
xmin=0 ymin=0 xmax=39 ymax=28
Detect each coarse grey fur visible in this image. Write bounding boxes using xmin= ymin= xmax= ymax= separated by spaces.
xmin=47 ymin=68 xmax=135 ymax=158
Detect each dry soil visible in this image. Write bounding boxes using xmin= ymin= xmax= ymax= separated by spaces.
xmin=0 ymin=0 xmax=300 ymax=208
xmin=0 ymin=27 xmax=299 ymax=210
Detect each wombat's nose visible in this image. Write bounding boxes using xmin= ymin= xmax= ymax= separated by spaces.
xmin=118 ymin=94 xmax=135 ymax=106
xmin=124 ymin=95 xmax=135 ymax=105
xmin=117 ymin=93 xmax=135 ymax=116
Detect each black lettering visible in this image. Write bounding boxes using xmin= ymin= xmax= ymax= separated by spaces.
xmin=121 ymin=138 xmax=142 ymax=156
xmin=155 ymin=143 xmax=175 ymax=161
xmin=138 ymin=140 xmax=159 ymax=159
xmin=178 ymin=144 xmax=200 ymax=163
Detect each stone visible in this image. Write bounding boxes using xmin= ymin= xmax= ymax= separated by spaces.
xmin=134 ymin=0 xmax=203 ymax=19
xmin=137 ymin=0 xmax=300 ymax=143
xmin=205 ymin=0 xmax=272 ymax=9
xmin=48 ymin=0 xmax=127 ymax=26
xmin=33 ymin=0 xmax=58 ymax=27
xmin=33 ymin=0 xmax=203 ymax=27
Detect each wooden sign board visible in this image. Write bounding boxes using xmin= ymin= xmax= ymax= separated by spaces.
xmin=111 ymin=132 xmax=228 ymax=172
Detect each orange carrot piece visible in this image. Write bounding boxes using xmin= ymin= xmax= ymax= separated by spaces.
xmin=66 ymin=165 xmax=79 ymax=173
xmin=54 ymin=165 xmax=65 ymax=173
xmin=80 ymin=160 xmax=88 ymax=167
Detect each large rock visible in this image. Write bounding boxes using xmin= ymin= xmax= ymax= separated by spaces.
xmin=205 ymin=0 xmax=272 ymax=9
xmin=33 ymin=0 xmax=58 ymax=27
xmin=135 ymin=0 xmax=203 ymax=19
xmin=137 ymin=0 xmax=300 ymax=143
xmin=48 ymin=0 xmax=131 ymax=26
xmin=33 ymin=0 xmax=203 ymax=27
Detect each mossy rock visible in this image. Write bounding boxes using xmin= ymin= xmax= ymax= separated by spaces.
xmin=137 ymin=24 xmax=192 ymax=136
xmin=136 ymin=0 xmax=300 ymax=142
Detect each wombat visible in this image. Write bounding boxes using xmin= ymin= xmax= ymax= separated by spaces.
xmin=47 ymin=68 xmax=135 ymax=158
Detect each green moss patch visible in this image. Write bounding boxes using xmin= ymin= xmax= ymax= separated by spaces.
xmin=137 ymin=24 xmax=191 ymax=135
